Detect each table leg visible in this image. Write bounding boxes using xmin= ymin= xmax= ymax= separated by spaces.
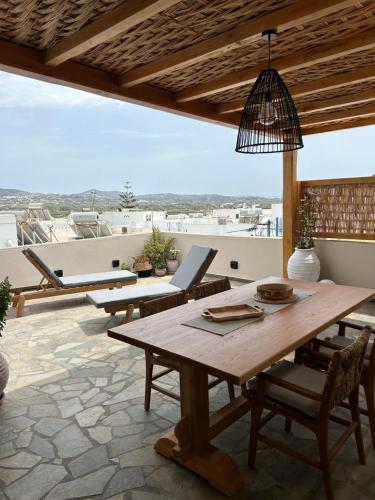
xmin=154 ymin=362 xmax=243 ymax=496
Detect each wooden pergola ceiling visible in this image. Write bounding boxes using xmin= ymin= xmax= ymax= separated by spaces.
xmin=0 ymin=0 xmax=374 ymax=135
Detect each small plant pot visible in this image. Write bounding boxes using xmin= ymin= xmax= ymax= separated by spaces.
xmin=166 ymin=259 xmax=179 ymax=274
xmin=137 ymin=269 xmax=153 ymax=278
xmin=154 ymin=268 xmax=167 ymax=277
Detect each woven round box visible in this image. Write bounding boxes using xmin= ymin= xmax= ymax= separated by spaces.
xmin=256 ymin=283 xmax=293 ymax=301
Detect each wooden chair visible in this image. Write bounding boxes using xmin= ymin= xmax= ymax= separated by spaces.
xmin=139 ymin=291 xmax=235 ymax=410
xmin=247 ymin=329 xmax=371 ymax=500
xmin=296 ymin=320 xmax=375 ymax=449
xmin=192 ymin=276 xmax=231 ymax=300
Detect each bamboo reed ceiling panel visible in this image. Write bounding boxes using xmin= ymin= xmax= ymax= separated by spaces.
xmin=301 ymin=181 xmax=375 ymax=238
xmin=0 ymin=0 xmax=124 ymax=49
xmin=294 ymin=80 xmax=375 ymax=107
xmin=204 ymin=48 xmax=375 ymax=105
xmin=149 ymin=1 xmax=375 ymax=92
xmin=74 ymin=0 xmax=291 ymax=74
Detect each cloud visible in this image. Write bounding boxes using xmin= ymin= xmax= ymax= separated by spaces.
xmin=102 ymin=129 xmax=193 ymax=139
xmin=0 ymin=71 xmax=122 ymax=108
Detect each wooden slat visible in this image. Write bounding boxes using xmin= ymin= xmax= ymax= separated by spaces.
xmin=216 ymin=66 xmax=375 ymax=115
xmin=0 ymin=40 xmax=238 ymax=130
xmin=282 ymin=151 xmax=299 ymax=278
xmin=300 ymin=103 xmax=375 ymax=126
xmin=302 ymin=116 xmax=375 ymax=134
xmin=176 ymin=28 xmax=375 ymax=102
xmin=301 ymin=176 xmax=375 ymax=187
xmin=119 ymin=0 xmax=357 ymax=87
xmin=298 ymin=89 xmax=375 ymax=114
xmin=44 ymin=0 xmax=182 ymax=66
xmin=314 ymin=232 xmax=375 ymax=240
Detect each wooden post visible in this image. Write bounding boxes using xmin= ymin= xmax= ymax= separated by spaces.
xmin=282 ymin=150 xmax=299 ymax=277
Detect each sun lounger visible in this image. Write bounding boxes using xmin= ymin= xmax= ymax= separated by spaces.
xmin=87 ymin=245 xmax=217 ymax=322
xmin=13 ymin=247 xmax=137 ymax=317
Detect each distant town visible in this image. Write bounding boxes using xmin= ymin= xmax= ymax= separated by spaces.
xmin=0 ymin=188 xmax=280 ymax=217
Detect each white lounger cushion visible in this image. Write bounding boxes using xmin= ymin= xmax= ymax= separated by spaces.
xmin=87 ymin=283 xmax=181 ymax=308
xmin=60 ymin=270 xmax=136 ymax=288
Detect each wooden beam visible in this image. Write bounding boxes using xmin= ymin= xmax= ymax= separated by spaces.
xmin=44 ymin=0 xmax=182 ymax=66
xmin=298 ymin=89 xmax=375 ymax=114
xmin=216 ymin=66 xmax=375 ymax=115
xmin=300 ymin=103 xmax=375 ymax=126
xmin=0 ymin=40 xmax=238 ymax=130
xmin=176 ymin=28 xmax=375 ymax=103
xmin=119 ymin=0 xmax=357 ymax=87
xmin=283 ymin=151 xmax=299 ymax=278
xmin=302 ymin=116 xmax=375 ymax=135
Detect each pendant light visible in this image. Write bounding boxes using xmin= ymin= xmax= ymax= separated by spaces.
xmin=235 ymin=29 xmax=304 ymax=154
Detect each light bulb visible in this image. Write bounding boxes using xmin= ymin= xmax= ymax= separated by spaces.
xmin=258 ymin=100 xmax=277 ymax=126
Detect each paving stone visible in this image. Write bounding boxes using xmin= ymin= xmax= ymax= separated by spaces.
xmin=102 ymin=410 xmax=131 ymax=427
xmin=84 ymin=392 xmax=111 ymax=408
xmin=53 ymin=390 xmax=83 ymax=401
xmin=104 ymin=467 xmax=145 ymax=498
xmin=0 ymin=468 xmax=28 ymax=486
xmin=45 ymin=465 xmax=116 ymax=500
xmin=0 ymin=416 xmax=34 ymax=432
xmin=0 ymin=451 xmax=41 ymax=469
xmin=109 ymin=435 xmax=144 ymax=458
xmin=16 ymin=431 xmax=33 ymax=448
xmin=62 ymin=382 xmax=90 ymax=391
xmin=0 ymin=406 xmax=27 ymax=420
xmin=80 ymin=387 xmax=100 ymax=403
xmin=29 ymin=435 xmax=55 ymax=459
xmin=75 ymin=405 xmax=105 ymax=427
xmin=29 ymin=404 xmax=59 ymax=418
xmin=104 ymin=380 xmax=145 ymax=406
xmin=88 ymin=426 xmax=112 ymax=444
xmin=113 ymin=424 xmax=145 ymax=438
xmin=0 ymin=440 xmax=16 ymax=458
xmin=68 ymin=445 xmax=109 ymax=478
xmin=34 ymin=417 xmax=70 ymax=437
xmin=57 ymin=397 xmax=83 ymax=418
xmin=53 ymin=424 xmax=92 ymax=458
xmin=4 ymin=464 xmax=67 ymax=500
xmin=119 ymin=446 xmax=163 ymax=467
xmin=40 ymin=384 xmax=61 ymax=395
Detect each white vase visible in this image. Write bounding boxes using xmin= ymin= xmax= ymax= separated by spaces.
xmin=287 ymin=247 xmax=321 ymax=282
xmin=0 ymin=352 xmax=9 ymax=399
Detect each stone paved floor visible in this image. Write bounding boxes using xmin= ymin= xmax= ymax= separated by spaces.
xmin=0 ymin=278 xmax=374 ymax=499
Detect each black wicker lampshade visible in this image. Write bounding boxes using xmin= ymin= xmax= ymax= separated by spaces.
xmin=236 ymin=68 xmax=304 ymax=154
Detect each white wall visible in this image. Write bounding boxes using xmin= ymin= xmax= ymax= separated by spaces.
xmin=0 ymin=234 xmax=148 ymax=289
xmin=315 ymin=239 xmax=375 ymax=288
xmin=170 ymin=233 xmax=283 ymax=281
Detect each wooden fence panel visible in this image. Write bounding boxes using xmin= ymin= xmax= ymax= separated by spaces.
xmin=300 ymin=176 xmax=375 ymax=240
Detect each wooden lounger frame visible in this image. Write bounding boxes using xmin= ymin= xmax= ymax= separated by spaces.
xmin=104 ymin=248 xmax=218 ymax=323
xmin=12 ymin=249 xmax=137 ymax=317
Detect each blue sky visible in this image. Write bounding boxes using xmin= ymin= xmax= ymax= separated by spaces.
xmin=0 ymin=71 xmax=373 ymax=197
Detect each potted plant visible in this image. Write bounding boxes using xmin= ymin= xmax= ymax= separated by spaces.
xmin=144 ymin=228 xmax=174 ymax=277
xmin=120 ymin=262 xmax=132 ymax=271
xmin=166 ymin=247 xmax=180 ymax=274
xmin=0 ymin=278 xmax=11 ymax=399
xmin=287 ymin=192 xmax=321 ymax=282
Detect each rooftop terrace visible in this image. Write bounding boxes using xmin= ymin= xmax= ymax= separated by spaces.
xmin=0 ymin=276 xmax=374 ymax=499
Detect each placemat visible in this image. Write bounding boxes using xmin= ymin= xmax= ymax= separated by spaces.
xmin=182 ymin=288 xmax=315 ymax=336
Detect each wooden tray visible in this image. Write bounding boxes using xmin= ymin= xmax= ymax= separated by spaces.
xmin=201 ymin=304 xmax=264 ymax=322
xmin=253 ymin=293 xmax=299 ymax=304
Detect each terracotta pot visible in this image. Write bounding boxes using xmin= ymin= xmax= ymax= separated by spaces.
xmin=287 ymin=247 xmax=321 ymax=282
xmin=0 ymin=352 xmax=9 ymax=399
xmin=166 ymin=259 xmax=179 ymax=274
xmin=154 ymin=268 xmax=167 ymax=277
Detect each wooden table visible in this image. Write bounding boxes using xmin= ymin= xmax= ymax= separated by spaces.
xmin=108 ymin=277 xmax=375 ymax=496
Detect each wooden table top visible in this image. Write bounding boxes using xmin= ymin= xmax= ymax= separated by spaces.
xmin=108 ymin=277 xmax=375 ymax=385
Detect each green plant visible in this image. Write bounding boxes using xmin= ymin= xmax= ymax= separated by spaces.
xmin=119 ymin=181 xmax=137 ymax=209
xmin=297 ymin=192 xmax=318 ymax=249
xmin=121 ymin=262 xmax=131 ymax=271
xmin=144 ymin=227 xmax=175 ymax=268
xmin=168 ymin=247 xmax=180 ymax=260
xmin=0 ymin=278 xmax=11 ymax=337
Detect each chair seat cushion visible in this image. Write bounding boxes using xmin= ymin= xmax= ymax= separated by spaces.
xmin=253 ymin=360 xmax=327 ymax=418
xmin=60 ymin=270 xmax=137 ymax=288
xmin=321 ymin=335 xmax=372 ymax=369
xmin=87 ymin=283 xmax=181 ymax=308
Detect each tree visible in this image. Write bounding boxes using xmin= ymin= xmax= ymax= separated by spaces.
xmin=119 ymin=181 xmax=137 ymax=209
